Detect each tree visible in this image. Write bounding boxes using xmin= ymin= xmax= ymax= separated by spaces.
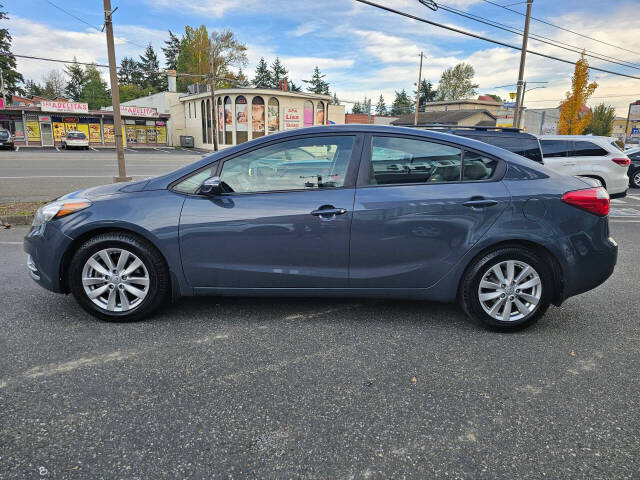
xmin=64 ymin=58 xmax=85 ymax=101
xmin=117 ymin=57 xmax=141 ymax=85
xmin=352 ymin=100 xmax=362 ymax=114
xmin=485 ymin=93 xmax=503 ymax=103
xmin=252 ymin=57 xmax=271 ymax=88
xmin=558 ymin=52 xmax=598 ymax=135
xmin=331 ymin=92 xmax=340 ymax=105
xmin=162 ymin=30 xmax=181 ymax=70
xmin=391 ymin=89 xmax=414 ymax=115
xmin=288 ymin=80 xmax=301 ymax=92
xmin=41 ymin=69 xmax=67 ymax=99
xmin=437 ymin=63 xmax=478 ymax=101
xmin=79 ymin=64 xmax=111 ymax=110
xmin=209 ymin=29 xmax=248 ymax=88
xmin=24 ymin=79 xmax=43 ymax=97
xmin=119 ymin=84 xmax=146 ymax=103
xmin=0 ymin=4 xmax=24 ymax=96
xmin=362 ymin=97 xmax=372 ymax=114
xmin=234 ymin=68 xmax=250 ymax=87
xmin=270 ymin=57 xmax=288 ymax=89
xmin=176 ymin=25 xmax=212 ymax=91
xmin=375 ymin=94 xmax=387 ymax=115
xmin=584 ymin=103 xmax=615 ymax=136
xmin=139 ymin=43 xmax=166 ymax=91
xmin=303 ymin=65 xmax=330 ymax=94
xmin=414 ymin=79 xmax=437 ymax=110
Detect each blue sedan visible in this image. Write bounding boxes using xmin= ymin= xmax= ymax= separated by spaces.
xmin=24 ymin=125 xmax=617 ymax=330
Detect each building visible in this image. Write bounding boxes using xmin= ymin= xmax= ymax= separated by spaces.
xmin=391 ymin=109 xmax=496 ymax=127
xmin=421 ymin=98 xmax=502 ymax=116
xmin=344 ymin=114 xmax=399 ymax=125
xmin=523 ymin=108 xmax=560 ymax=135
xmin=170 ymin=87 xmax=345 ymax=149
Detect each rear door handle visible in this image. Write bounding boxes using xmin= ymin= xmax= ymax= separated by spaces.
xmin=463 ymin=199 xmax=498 ymax=208
xmin=311 ymin=206 xmax=347 ymax=216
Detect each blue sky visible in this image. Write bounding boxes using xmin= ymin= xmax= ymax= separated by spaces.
xmin=3 ymin=0 xmax=640 ymax=113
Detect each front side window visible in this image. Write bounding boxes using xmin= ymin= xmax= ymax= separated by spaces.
xmin=219 ymin=136 xmax=355 ymax=193
xmin=369 ymin=136 xmax=462 ymax=185
xmin=570 ymin=141 xmax=609 ymax=157
xmin=540 ymin=140 xmax=570 ymax=158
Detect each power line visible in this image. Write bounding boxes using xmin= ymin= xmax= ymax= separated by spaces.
xmin=353 ymin=0 xmax=640 ymax=81
xmin=437 ymin=2 xmax=640 ymax=71
xmin=481 ymin=0 xmax=640 ymax=56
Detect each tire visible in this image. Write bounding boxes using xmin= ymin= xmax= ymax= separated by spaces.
xmin=68 ymin=232 xmax=170 ymax=321
xmin=459 ymin=247 xmax=553 ymax=331
xmin=631 ymin=170 xmax=640 ymax=189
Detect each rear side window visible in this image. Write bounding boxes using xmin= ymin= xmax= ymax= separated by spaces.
xmin=67 ymin=132 xmax=86 ymax=139
xmin=463 ymin=153 xmax=499 ymax=181
xmin=370 ymin=136 xmax=462 ymax=185
xmin=570 ymin=141 xmax=608 ymax=157
xmin=541 ymin=140 xmax=570 ymax=158
xmin=465 ymin=134 xmax=543 ymax=163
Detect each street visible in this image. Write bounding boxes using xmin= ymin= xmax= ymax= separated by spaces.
xmin=1 ymin=217 xmax=639 ymax=477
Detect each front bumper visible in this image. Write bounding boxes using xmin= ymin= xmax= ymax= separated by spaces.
xmin=23 ymin=222 xmax=74 ymax=293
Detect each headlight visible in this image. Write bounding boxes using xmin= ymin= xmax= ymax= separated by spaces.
xmin=32 ymin=198 xmax=92 ymax=227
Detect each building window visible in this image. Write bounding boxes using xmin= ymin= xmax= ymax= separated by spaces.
xmin=317 ymin=101 xmax=325 ymax=125
xmin=206 ymin=98 xmax=212 ymax=144
xmin=236 ymin=95 xmax=248 ymax=144
xmin=217 ymin=97 xmax=223 ymax=144
xmin=268 ymin=97 xmax=279 ymax=133
xmin=252 ymin=96 xmax=265 ymax=139
xmin=224 ymin=96 xmax=232 ymax=145
xmin=201 ymin=100 xmax=206 ymax=143
xmin=303 ymin=100 xmax=314 ymax=127
xmin=188 ymin=102 xmax=191 ymax=119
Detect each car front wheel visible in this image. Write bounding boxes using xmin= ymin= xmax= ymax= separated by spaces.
xmin=68 ymin=232 xmax=170 ymax=321
xmin=459 ymin=247 xmax=553 ymax=330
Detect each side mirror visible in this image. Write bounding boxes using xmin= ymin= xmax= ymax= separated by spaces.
xmin=200 ymin=176 xmax=232 ymax=195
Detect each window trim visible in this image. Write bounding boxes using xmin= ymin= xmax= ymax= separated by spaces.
xmin=169 ymin=132 xmax=364 ymax=196
xmin=356 ymin=133 xmax=506 ymax=189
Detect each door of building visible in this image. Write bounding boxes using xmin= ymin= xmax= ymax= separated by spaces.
xmin=40 ymin=123 xmax=54 ymax=146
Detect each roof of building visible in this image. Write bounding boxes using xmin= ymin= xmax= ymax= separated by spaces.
xmin=422 ymin=98 xmax=503 ymax=108
xmin=178 ymin=87 xmax=332 ymax=102
xmin=391 ymin=109 xmax=497 ymax=126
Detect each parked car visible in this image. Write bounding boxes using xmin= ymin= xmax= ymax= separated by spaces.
xmin=539 ymin=135 xmax=629 ymax=197
xmin=415 ymin=125 xmax=544 ymax=164
xmin=0 ymin=128 xmax=15 ymax=150
xmin=624 ymin=146 xmax=640 ymax=188
xmin=61 ymin=131 xmax=89 ymax=149
xmin=24 ymin=125 xmax=618 ymax=330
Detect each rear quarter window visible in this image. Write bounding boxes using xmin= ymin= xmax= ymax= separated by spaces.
xmin=540 ymin=140 xmax=570 ymax=158
xmin=569 ymin=141 xmax=609 ymax=157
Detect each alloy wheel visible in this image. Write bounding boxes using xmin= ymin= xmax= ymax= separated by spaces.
xmin=633 ymin=171 xmax=640 ymax=188
xmin=477 ymin=260 xmax=542 ymax=322
xmin=81 ymin=248 xmax=150 ymax=312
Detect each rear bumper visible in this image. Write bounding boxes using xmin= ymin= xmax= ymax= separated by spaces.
xmin=562 ymin=231 xmax=617 ymax=299
xmin=23 ymin=223 xmax=74 ymax=293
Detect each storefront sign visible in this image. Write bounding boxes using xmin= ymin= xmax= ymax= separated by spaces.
xmin=120 ymin=106 xmax=158 ymax=118
xmin=89 ymin=124 xmax=102 ymax=143
xmin=26 ymin=121 xmax=41 ymax=141
xmin=38 ymin=115 xmax=51 ymax=123
xmin=157 ymin=126 xmax=167 ymax=144
xmin=284 ymin=106 xmax=300 ymax=130
xmin=53 ymin=122 xmax=65 ymax=142
xmin=236 ymin=99 xmax=248 ymax=132
xmin=252 ymin=104 xmax=265 ymax=133
xmin=103 ymin=124 xmax=115 ymax=143
xmin=41 ymin=101 xmax=88 ymax=114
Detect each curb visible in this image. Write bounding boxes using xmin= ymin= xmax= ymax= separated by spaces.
xmin=1 ymin=215 xmax=34 ymax=226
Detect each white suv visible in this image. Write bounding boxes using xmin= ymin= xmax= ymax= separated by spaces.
xmin=539 ymin=135 xmax=629 ymax=197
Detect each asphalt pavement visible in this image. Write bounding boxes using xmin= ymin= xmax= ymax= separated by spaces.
xmin=1 ymin=217 xmax=639 ymax=478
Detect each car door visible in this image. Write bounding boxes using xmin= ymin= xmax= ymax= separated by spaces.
xmin=177 ymin=134 xmax=362 ymax=289
xmin=570 ymin=140 xmax=611 ymax=181
xmin=349 ymin=134 xmax=510 ymax=289
xmin=540 ymin=139 xmax=572 ymax=174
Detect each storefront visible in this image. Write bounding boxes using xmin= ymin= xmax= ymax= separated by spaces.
xmin=0 ymin=101 xmax=170 ymax=148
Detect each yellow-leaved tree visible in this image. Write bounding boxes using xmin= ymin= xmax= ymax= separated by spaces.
xmin=558 ymin=52 xmax=598 ymax=134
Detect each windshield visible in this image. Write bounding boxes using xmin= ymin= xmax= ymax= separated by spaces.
xmin=0 ymin=130 xmax=10 ymax=139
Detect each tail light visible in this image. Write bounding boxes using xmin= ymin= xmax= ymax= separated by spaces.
xmin=612 ymin=157 xmax=631 ymax=166
xmin=562 ymin=187 xmax=610 ymax=217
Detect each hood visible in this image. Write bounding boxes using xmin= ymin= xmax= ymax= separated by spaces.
xmin=59 ymin=178 xmax=152 ymax=200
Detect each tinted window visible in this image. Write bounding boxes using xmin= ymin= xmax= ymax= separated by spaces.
xmin=570 ymin=141 xmax=608 ymax=157
xmin=462 ymin=134 xmax=543 ymax=163
xmin=0 ymin=130 xmax=9 ymax=139
xmin=629 ymin=152 xmax=640 ymax=161
xmin=463 ymin=152 xmax=498 ymax=181
xmin=541 ymin=140 xmax=570 ymax=158
xmin=219 ymin=136 xmax=355 ymax=193
xmin=67 ymin=132 xmax=86 ymax=139
xmin=370 ymin=136 xmax=462 ymax=185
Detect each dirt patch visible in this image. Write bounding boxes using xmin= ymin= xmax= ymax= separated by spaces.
xmin=0 ymin=201 xmax=45 ymax=217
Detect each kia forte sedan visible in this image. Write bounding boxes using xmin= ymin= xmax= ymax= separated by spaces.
xmin=24 ymin=125 xmax=618 ymax=330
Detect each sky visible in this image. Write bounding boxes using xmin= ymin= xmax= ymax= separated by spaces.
xmin=2 ymin=0 xmax=640 ymax=115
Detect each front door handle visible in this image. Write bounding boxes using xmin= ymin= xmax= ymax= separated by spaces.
xmin=311 ymin=206 xmax=348 ymax=217
xmin=463 ymin=199 xmax=498 ymax=208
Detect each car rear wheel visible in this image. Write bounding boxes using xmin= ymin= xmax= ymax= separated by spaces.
xmin=68 ymin=232 xmax=169 ymax=321
xmin=459 ymin=247 xmax=553 ymax=330
xmin=631 ymin=170 xmax=640 ymax=189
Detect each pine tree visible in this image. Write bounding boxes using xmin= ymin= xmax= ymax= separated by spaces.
xmin=64 ymin=57 xmax=85 ymax=101
xmin=390 ymin=89 xmax=414 ymax=115
xmin=375 ymin=94 xmax=387 ymax=115
xmin=270 ymin=57 xmax=288 ymax=89
xmin=252 ymin=57 xmax=271 ymax=88
xmin=0 ymin=4 xmax=24 ymax=96
xmin=288 ymin=79 xmax=301 ymax=92
xmin=24 ymin=79 xmax=44 ymax=97
xmin=118 ymin=57 xmax=141 ymax=85
xmin=162 ymin=30 xmax=181 ymax=70
xmin=303 ymin=65 xmax=329 ymax=94
xmin=352 ymin=101 xmax=362 ymax=114
xmin=139 ymin=43 xmax=166 ymax=91
xmin=79 ymin=64 xmax=111 ymax=110
xmin=234 ymin=68 xmax=250 ymax=87
xmin=332 ymin=92 xmax=340 ymax=105
xmin=363 ymin=97 xmax=372 ymax=114
xmin=414 ymin=79 xmax=437 ymax=110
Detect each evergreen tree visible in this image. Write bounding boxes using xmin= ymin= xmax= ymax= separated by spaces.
xmin=0 ymin=4 xmax=24 ymax=96
xmin=352 ymin=101 xmax=362 ymax=114
xmin=162 ymin=30 xmax=181 ymax=70
xmin=118 ymin=57 xmax=141 ymax=85
xmin=252 ymin=57 xmax=271 ymax=88
xmin=288 ymin=79 xmax=301 ymax=92
xmin=270 ymin=57 xmax=288 ymax=88
xmin=64 ymin=58 xmax=85 ymax=101
xmin=414 ymin=79 xmax=437 ymax=110
xmin=303 ymin=65 xmax=329 ymax=94
xmin=234 ymin=68 xmax=250 ymax=87
xmin=119 ymin=84 xmax=146 ymax=103
xmin=139 ymin=43 xmax=166 ymax=91
xmin=390 ymin=89 xmax=414 ymax=115
xmin=79 ymin=64 xmax=111 ymax=110
xmin=24 ymin=79 xmax=44 ymax=97
xmin=375 ymin=94 xmax=387 ymax=115
xmin=332 ymin=92 xmax=340 ymax=105
xmin=363 ymin=97 xmax=372 ymax=114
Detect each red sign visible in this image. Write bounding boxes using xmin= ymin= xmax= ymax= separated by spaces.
xmin=41 ymin=100 xmax=88 ymax=113
xmin=120 ymin=105 xmax=158 ymax=118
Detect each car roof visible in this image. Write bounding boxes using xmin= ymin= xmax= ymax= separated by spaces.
xmin=539 ymin=135 xmax=612 ymax=140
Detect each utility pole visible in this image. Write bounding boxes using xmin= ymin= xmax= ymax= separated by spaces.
xmin=414 ymin=51 xmax=423 ymax=126
xmin=209 ymin=52 xmax=219 ymax=151
xmin=625 ymin=102 xmax=632 ymax=142
xmin=513 ymin=0 xmax=533 ymax=130
xmin=103 ymin=0 xmax=130 ymax=182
